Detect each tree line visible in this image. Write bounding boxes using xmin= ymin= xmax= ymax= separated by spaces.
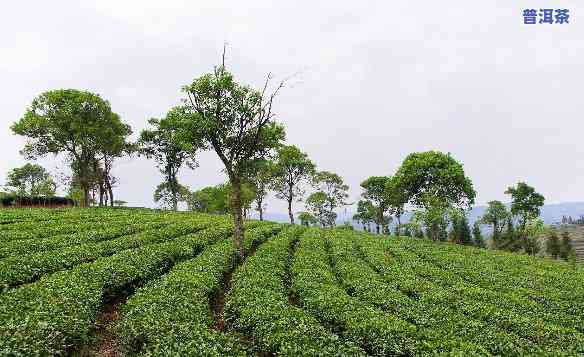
xmin=5 ymin=55 xmax=576 ymax=262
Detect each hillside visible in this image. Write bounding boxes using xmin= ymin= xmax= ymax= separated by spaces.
xmin=0 ymin=208 xmax=583 ymax=356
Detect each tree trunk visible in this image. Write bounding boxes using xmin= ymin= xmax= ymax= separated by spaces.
xmin=258 ymin=202 xmax=264 ymax=221
xmin=82 ymin=185 xmax=90 ymax=208
xmin=376 ymin=224 xmax=380 ymax=234
xmin=396 ymin=215 xmax=402 ymax=237
xmin=108 ymin=183 xmax=114 ymax=207
xmin=231 ymin=178 xmax=245 ymax=261
xmin=288 ymin=197 xmax=295 ymax=225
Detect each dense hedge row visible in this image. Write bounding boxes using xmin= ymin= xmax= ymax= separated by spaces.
xmin=0 ymin=217 xmax=219 ymax=289
xmin=0 ymin=220 xmax=242 ymax=355
xmin=0 ymin=195 xmax=75 ymax=207
xmin=355 ymin=235 xmax=584 ymax=355
xmin=1 ymin=208 xmax=583 ymax=355
xmin=406 ymin=237 xmax=584 ymax=324
xmin=225 ymin=226 xmax=365 ymax=356
xmin=291 ymin=229 xmax=417 ymax=356
xmin=0 ymin=220 xmax=169 ymax=258
xmin=0 ymin=209 xmax=156 ymax=241
xmin=332 ymin=232 xmax=527 ymax=354
xmin=119 ymin=223 xmax=280 ymax=356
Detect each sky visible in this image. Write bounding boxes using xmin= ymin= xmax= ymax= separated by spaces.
xmin=1 ymin=1 xmax=583 ymax=215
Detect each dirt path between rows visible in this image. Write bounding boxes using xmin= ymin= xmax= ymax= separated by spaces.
xmin=211 ymin=242 xmax=262 ymax=332
xmin=78 ymin=294 xmax=126 ymax=357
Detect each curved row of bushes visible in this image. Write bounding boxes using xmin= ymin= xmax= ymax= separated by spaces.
xmin=225 ymin=226 xmax=365 ymax=356
xmin=0 ymin=220 xmax=244 ymax=355
xmin=0 ymin=217 xmax=220 ymax=289
xmin=0 ymin=209 xmax=156 ymax=241
xmin=355 ymin=235 xmax=584 ymax=354
xmin=331 ymin=232 xmax=528 ymax=354
xmin=118 ymin=223 xmax=280 ymax=356
xmin=0 ymin=220 xmax=169 ymax=258
xmin=291 ymin=229 xmax=417 ymax=356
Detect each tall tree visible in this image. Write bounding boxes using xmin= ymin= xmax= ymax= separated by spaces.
xmin=505 ymin=182 xmax=545 ymax=232
xmin=311 ymin=171 xmax=349 ymax=227
xmin=306 ymin=191 xmax=336 ymax=227
xmin=394 ymin=151 xmax=476 ymax=209
xmin=505 ymin=182 xmax=545 ymax=253
xmin=11 ymin=89 xmax=127 ymax=207
xmin=271 ymin=145 xmax=315 ymax=224
xmin=385 ymin=175 xmax=408 ymax=236
xmin=183 ymin=60 xmax=285 ymax=259
xmin=393 ymin=151 xmax=475 ymax=241
xmin=546 ymin=230 xmax=561 ymax=259
xmin=5 ymin=163 xmax=56 ymax=196
xmin=481 ymin=200 xmax=510 ymax=246
xmin=360 ymin=176 xmax=391 ymax=234
xmin=138 ymin=107 xmax=198 ymax=211
xmin=353 ymin=199 xmax=376 ymax=232
xmin=153 ymin=182 xmax=189 ymax=210
xmin=96 ymin=112 xmax=133 ymax=206
xmin=472 ymin=221 xmax=486 ymax=248
xmin=246 ymin=159 xmax=275 ymax=221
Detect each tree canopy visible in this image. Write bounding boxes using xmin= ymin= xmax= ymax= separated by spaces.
xmin=271 ymin=145 xmax=315 ymax=224
xmin=5 ymin=163 xmax=56 ymax=196
xmin=505 ymin=182 xmax=545 ymax=229
xmin=138 ymin=106 xmax=199 ymax=211
xmin=360 ymin=176 xmax=391 ymax=234
xmin=11 ymin=89 xmax=129 ymax=207
xmin=394 ymin=151 xmax=476 ymax=209
xmin=183 ymin=63 xmax=286 ymax=259
xmin=480 ymin=200 xmax=510 ymax=246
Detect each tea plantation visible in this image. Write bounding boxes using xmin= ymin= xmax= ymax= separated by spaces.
xmin=1 ymin=208 xmax=583 ymax=356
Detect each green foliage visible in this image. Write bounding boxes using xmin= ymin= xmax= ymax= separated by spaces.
xmin=298 ymin=211 xmax=317 ymax=226
xmin=360 ymin=176 xmax=392 ymax=234
xmin=393 ymin=151 xmax=476 ymax=209
xmin=139 ymin=107 xmax=199 ymax=211
xmin=353 ymin=200 xmax=375 ymax=232
xmin=559 ymin=231 xmax=575 ymax=261
xmin=384 ymin=175 xmax=409 ymax=234
xmin=226 ymin=226 xmax=363 ymax=355
xmin=246 ymin=159 xmax=276 ymax=220
xmin=306 ymin=191 xmax=337 ymax=227
xmin=5 ymin=163 xmax=56 ymax=196
xmin=183 ymin=64 xmax=286 ymax=259
xmin=153 ymin=181 xmax=190 ymax=210
xmin=311 ymin=171 xmax=349 ymax=209
xmin=472 ymin=221 xmax=486 ymax=248
xmin=186 ymin=183 xmax=256 ymax=215
xmin=449 ymin=213 xmax=472 ymax=245
xmin=119 ymin=223 xmax=279 ymax=356
xmin=412 ymin=205 xmax=453 ymax=241
xmin=271 ymin=145 xmax=315 ymax=224
xmin=11 ymin=89 xmax=131 ymax=207
xmin=1 ymin=209 xmax=583 ymax=355
xmin=309 ymin=171 xmax=349 ymax=227
xmin=505 ymin=182 xmax=545 ymax=230
xmin=481 ymin=200 xmax=510 ymax=243
xmin=0 ymin=214 xmax=237 ymax=355
xmin=546 ymin=230 xmax=561 ymax=259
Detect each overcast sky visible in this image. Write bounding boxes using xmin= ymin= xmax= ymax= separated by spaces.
xmin=1 ymin=1 xmax=583 ymax=214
